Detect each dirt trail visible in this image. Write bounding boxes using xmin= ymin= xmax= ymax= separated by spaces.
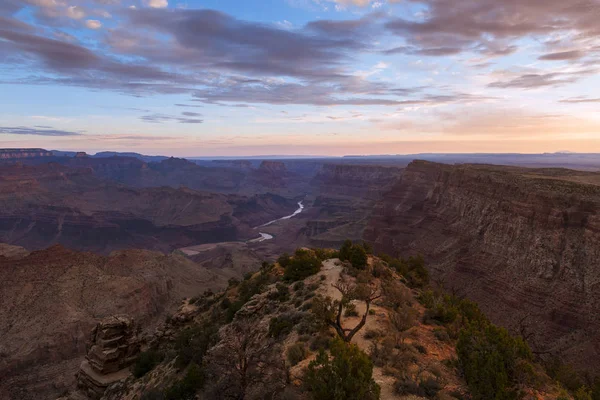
xmin=317 ymin=259 xmax=398 ymax=399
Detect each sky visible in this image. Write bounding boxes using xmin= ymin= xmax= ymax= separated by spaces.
xmin=0 ymin=0 xmax=599 ymax=156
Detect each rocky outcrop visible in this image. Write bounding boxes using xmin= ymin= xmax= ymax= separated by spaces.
xmin=75 ymin=316 xmax=140 ymax=399
xmin=365 ymin=160 xmax=600 ymax=371
xmin=0 ymin=245 xmax=228 ymax=400
xmin=0 ymin=148 xmax=53 ymax=160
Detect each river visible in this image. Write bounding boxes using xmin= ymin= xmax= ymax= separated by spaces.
xmin=249 ymin=200 xmax=305 ymax=242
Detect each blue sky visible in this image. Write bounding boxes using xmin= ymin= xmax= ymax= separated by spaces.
xmin=1 ymin=0 xmax=599 ymax=156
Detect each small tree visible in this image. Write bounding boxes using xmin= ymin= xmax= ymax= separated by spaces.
xmin=305 ymin=338 xmax=380 ymax=400
xmin=205 ymin=320 xmax=286 ymax=399
xmin=312 ymin=280 xmax=380 ymax=342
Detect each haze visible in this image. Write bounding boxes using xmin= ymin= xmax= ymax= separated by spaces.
xmin=1 ymin=0 xmax=600 ymax=156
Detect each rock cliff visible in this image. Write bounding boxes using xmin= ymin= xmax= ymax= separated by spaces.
xmin=0 ymin=245 xmax=228 ymax=400
xmin=365 ymin=160 xmax=600 ymax=371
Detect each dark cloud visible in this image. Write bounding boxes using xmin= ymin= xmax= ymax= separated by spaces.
xmin=385 ymin=0 xmax=600 ymax=57
xmin=0 ymin=126 xmax=83 ymax=136
xmin=181 ymin=111 xmax=202 ymax=117
xmin=123 ymin=8 xmax=367 ymax=80
xmin=539 ymin=50 xmax=585 ymax=61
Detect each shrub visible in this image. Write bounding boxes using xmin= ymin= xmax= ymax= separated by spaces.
xmin=268 ymin=283 xmax=290 ymax=302
xmin=305 ymin=338 xmax=381 ymax=400
xmin=434 ymin=328 xmax=451 ymax=342
xmin=293 ymin=281 xmax=305 ymax=292
xmin=278 ymin=253 xmax=291 ymax=268
xmin=457 ymin=321 xmax=533 ymax=400
xmin=414 ymin=344 xmax=427 ymax=354
xmin=269 ymin=312 xmax=304 ymax=338
xmin=287 ymin=343 xmax=308 ymax=366
xmin=174 ymin=322 xmax=218 ymax=369
xmin=284 ymin=250 xmax=322 ymax=282
xmin=310 ymin=334 xmax=332 ymax=351
xmin=419 ymin=377 xmax=443 ymax=398
xmin=164 ymin=363 xmax=204 ymax=400
xmin=338 ymin=240 xmax=368 ymax=270
xmin=133 ymin=350 xmax=164 ymax=378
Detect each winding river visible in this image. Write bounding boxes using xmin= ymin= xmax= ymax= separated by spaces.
xmin=249 ymin=200 xmax=305 ymax=242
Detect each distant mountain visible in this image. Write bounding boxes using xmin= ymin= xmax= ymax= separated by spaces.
xmin=51 ymin=150 xmax=168 ymax=162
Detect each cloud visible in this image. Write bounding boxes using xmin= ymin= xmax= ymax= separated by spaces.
xmin=144 ymin=0 xmax=168 ymax=8
xmin=385 ymin=0 xmax=600 ymax=58
xmin=0 ymin=126 xmax=83 ymax=136
xmin=559 ymin=97 xmax=600 ymax=104
xmin=538 ymin=50 xmax=585 ymax=61
xmin=488 ymin=69 xmax=598 ymax=89
xmin=85 ymin=19 xmax=102 ymax=29
xmin=140 ymin=113 xmax=203 ymax=123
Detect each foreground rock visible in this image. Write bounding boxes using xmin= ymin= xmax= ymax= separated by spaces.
xmin=75 ymin=316 xmax=140 ymax=400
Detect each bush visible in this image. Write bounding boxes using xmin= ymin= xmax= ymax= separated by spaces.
xmin=268 ymin=283 xmax=290 ymax=302
xmin=174 ymin=322 xmax=218 ymax=369
xmin=339 ymin=240 xmax=368 ymax=270
xmin=269 ymin=313 xmax=304 ymax=338
xmin=278 ymin=253 xmax=291 ymax=268
xmin=457 ymin=321 xmax=533 ymax=400
xmin=310 ymin=334 xmax=332 ymax=351
xmin=287 ymin=343 xmax=308 ymax=366
xmin=284 ymin=249 xmax=322 ymax=282
xmin=305 ymin=338 xmax=380 ymax=400
xmin=164 ymin=363 xmax=204 ymax=400
xmin=133 ymin=350 xmax=164 ymax=378
xmin=293 ymin=281 xmax=305 ymax=292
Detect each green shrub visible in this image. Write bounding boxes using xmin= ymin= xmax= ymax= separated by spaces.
xmin=133 ymin=350 xmax=164 ymax=378
xmin=174 ymin=322 xmax=218 ymax=369
xmin=305 ymin=338 xmax=380 ymax=400
xmin=269 ymin=313 xmax=304 ymax=338
xmin=268 ymin=283 xmax=290 ymax=302
xmin=457 ymin=321 xmax=532 ymax=400
xmin=287 ymin=343 xmax=308 ymax=366
xmin=338 ymin=240 xmax=368 ymax=269
xmin=278 ymin=253 xmax=291 ymax=268
xmin=283 ymin=250 xmax=322 ymax=282
xmin=310 ymin=334 xmax=332 ymax=351
xmin=164 ymin=363 xmax=204 ymax=400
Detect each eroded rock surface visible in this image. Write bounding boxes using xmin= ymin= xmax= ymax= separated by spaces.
xmin=366 ymin=160 xmax=600 ymax=371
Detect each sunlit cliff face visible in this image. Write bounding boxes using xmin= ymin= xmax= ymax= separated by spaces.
xmin=1 ymin=0 xmax=599 ymax=156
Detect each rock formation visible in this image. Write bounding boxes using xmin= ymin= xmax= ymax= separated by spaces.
xmin=0 ymin=148 xmax=54 ymax=160
xmin=75 ymin=316 xmax=140 ymax=399
xmin=365 ymin=160 xmax=600 ymax=371
xmin=0 ymin=245 xmax=229 ymax=400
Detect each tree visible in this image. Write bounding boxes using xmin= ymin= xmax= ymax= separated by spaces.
xmin=305 ymin=338 xmax=380 ymax=400
xmin=338 ymin=240 xmax=369 ymax=269
xmin=204 ymin=319 xmax=286 ymax=400
xmin=312 ymin=279 xmax=380 ymax=342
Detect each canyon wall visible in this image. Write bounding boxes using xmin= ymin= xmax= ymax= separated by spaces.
xmin=365 ymin=160 xmax=600 ymax=371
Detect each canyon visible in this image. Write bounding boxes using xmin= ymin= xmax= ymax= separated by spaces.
xmin=366 ymin=161 xmax=600 ymax=371
xmin=2 ymin=150 xmax=600 ymax=399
